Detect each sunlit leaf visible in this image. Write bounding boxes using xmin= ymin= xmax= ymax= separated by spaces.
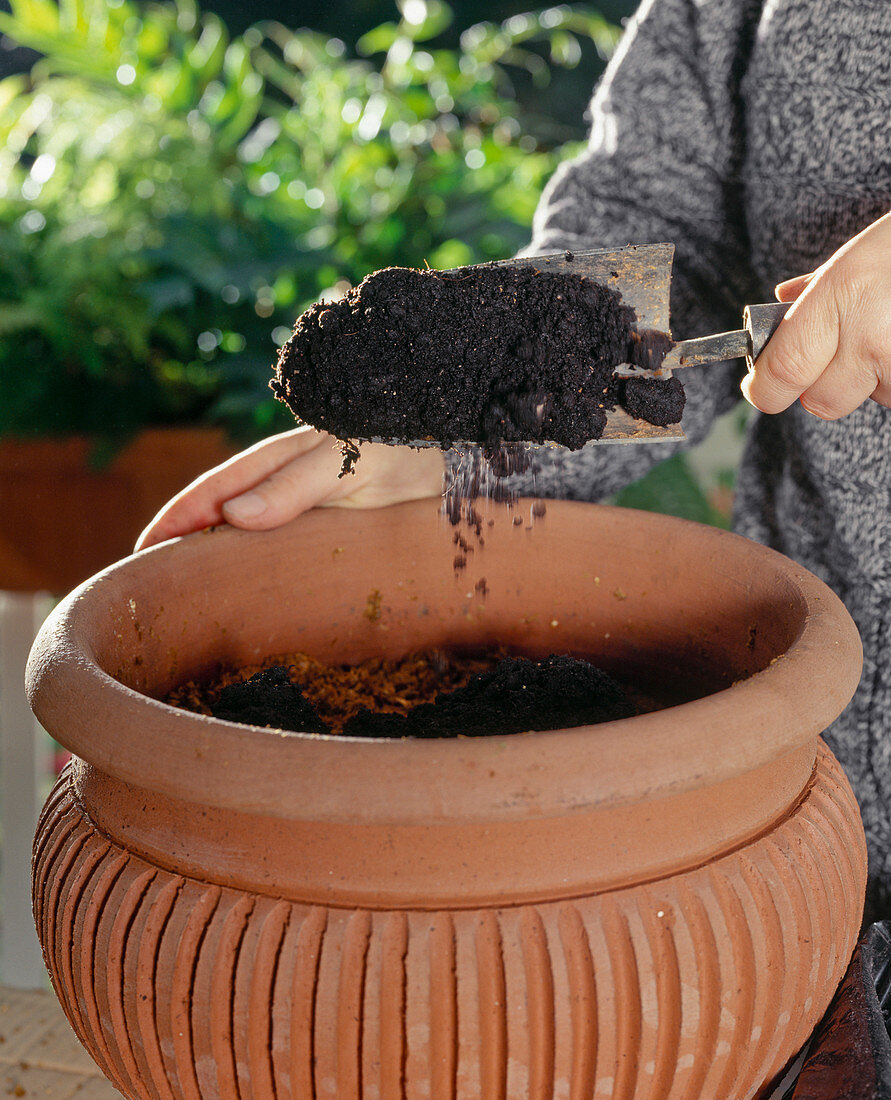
xmin=8 ymin=0 xmax=59 ymax=35
xmin=0 ymin=74 xmax=26 ymax=116
xmin=356 ymin=22 xmax=400 ymax=56
xmin=427 ymin=237 xmax=473 ymax=268
xmin=398 ymin=0 xmax=452 ymax=42
xmin=549 ymin=30 xmax=581 ymax=67
xmin=136 ymin=19 xmax=172 ymax=62
xmin=187 ymin=15 xmax=228 ymax=84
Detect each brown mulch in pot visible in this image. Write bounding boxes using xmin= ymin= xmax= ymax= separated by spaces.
xmin=167 ymin=648 xmax=636 ymax=739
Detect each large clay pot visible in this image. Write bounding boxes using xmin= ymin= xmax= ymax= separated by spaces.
xmin=26 ymin=498 xmax=866 ymax=1100
xmin=0 ymin=427 xmax=237 ymax=592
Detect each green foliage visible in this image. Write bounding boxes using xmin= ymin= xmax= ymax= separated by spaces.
xmin=612 ymin=403 xmax=753 ymax=529
xmin=0 ymin=0 xmax=620 ymax=442
xmin=612 ymin=453 xmax=732 ymax=529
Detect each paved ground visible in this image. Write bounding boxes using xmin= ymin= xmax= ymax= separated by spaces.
xmin=0 ymin=985 xmax=122 ymax=1099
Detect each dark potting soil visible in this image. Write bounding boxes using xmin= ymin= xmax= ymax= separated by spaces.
xmin=620 ymin=375 xmax=686 ymax=426
xmin=211 ymin=666 xmax=330 ymax=734
xmin=342 ymin=654 xmax=635 ymax=739
xmin=173 ymin=649 xmax=498 ymax=734
xmin=271 ymin=265 xmax=682 ymax=453
xmin=192 ymin=651 xmax=634 ymax=738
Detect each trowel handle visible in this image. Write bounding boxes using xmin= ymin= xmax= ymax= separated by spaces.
xmin=744 ymin=302 xmax=791 ymax=366
xmin=647 ymin=300 xmax=792 ymax=372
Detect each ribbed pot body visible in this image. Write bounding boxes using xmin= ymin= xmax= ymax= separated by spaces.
xmin=35 ymin=742 xmax=864 ymax=1100
xmin=27 ymin=499 xmax=867 ymax=1099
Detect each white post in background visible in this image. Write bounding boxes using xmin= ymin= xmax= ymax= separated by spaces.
xmin=0 ymin=591 xmax=54 ymax=988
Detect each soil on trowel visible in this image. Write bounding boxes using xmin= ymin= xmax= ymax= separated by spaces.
xmin=271 ymin=264 xmax=680 ymax=457
xmin=620 ymin=374 xmax=686 ymax=426
xmin=168 ymin=649 xmax=636 ymax=739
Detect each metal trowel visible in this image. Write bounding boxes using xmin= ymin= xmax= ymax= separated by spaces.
xmin=353 ymin=241 xmax=789 ymax=449
xmin=471 ymin=241 xmax=789 ymax=444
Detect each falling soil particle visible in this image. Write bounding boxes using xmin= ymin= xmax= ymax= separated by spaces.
xmin=272 ymin=265 xmax=680 ymax=456
xmin=337 ymin=439 xmax=361 ymax=477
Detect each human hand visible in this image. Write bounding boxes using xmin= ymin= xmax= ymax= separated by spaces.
xmin=741 ymin=211 xmax=891 ymax=418
xmin=135 ymin=426 xmax=446 ymax=551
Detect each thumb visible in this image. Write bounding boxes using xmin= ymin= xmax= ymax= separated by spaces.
xmin=775 ymin=271 xmax=815 ymax=302
xmin=742 ymin=273 xmax=841 ymax=414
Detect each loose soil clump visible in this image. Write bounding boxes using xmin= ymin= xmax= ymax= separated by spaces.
xmin=620 ymin=375 xmax=686 ymax=426
xmin=169 ymin=649 xmax=635 ymax=739
xmin=211 ymin=666 xmax=330 ymax=734
xmin=272 ymin=265 xmax=681 ymax=453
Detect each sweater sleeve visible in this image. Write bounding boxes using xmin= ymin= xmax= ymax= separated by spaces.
xmin=446 ymin=0 xmax=766 ymax=501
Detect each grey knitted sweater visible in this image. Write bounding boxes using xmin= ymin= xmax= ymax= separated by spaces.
xmin=450 ymin=0 xmax=891 ymax=918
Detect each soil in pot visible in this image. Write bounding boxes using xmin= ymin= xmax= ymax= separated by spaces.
xmin=271 ymin=264 xmax=682 ymax=457
xmin=168 ymin=649 xmax=638 ymax=738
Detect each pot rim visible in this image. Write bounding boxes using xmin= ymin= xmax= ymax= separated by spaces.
xmin=26 ymin=499 xmax=863 ymax=824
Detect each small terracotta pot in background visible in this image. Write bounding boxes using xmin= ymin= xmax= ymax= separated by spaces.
xmin=0 ymin=427 xmax=236 ymax=593
xmin=27 ymin=499 xmax=866 ymax=1099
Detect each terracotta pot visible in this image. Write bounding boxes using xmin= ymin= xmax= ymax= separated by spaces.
xmin=27 ymin=499 xmax=866 ymax=1100
xmin=0 ymin=427 xmax=237 ymax=592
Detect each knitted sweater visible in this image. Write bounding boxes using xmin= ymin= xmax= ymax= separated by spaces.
xmin=449 ymin=0 xmax=891 ymax=919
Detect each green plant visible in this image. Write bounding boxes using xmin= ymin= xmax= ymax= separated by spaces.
xmin=612 ymin=453 xmax=732 ymax=528
xmin=0 ymin=0 xmax=619 ymax=444
xmin=611 ymin=403 xmax=752 ymax=529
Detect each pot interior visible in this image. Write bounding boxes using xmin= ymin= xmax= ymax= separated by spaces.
xmin=30 ymin=495 xmax=863 ymax=823
xmin=92 ymin=498 xmax=806 ymax=717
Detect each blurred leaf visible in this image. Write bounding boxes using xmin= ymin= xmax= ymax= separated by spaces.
xmin=136 ymin=18 xmax=171 ymax=61
xmin=189 ymin=15 xmax=227 ymax=73
xmin=427 ymin=238 xmax=473 ymax=268
xmin=612 ymin=454 xmax=730 ymax=528
xmin=137 ymin=276 xmax=196 ymax=317
xmin=549 ymin=30 xmax=581 ymax=67
xmin=0 ymin=74 xmax=26 ymax=114
xmin=397 ymin=0 xmax=453 ymax=41
xmin=356 ymin=21 xmax=402 ymax=55
xmin=0 ymin=302 xmax=44 ymax=334
xmin=8 ymin=0 xmax=59 ymax=34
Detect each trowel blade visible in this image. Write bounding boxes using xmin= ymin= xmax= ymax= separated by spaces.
xmin=457 ymin=242 xmax=684 ymax=445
